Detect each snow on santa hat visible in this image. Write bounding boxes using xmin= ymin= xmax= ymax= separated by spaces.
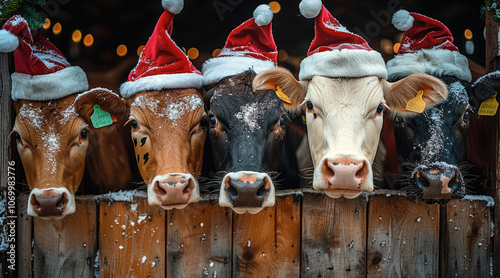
xmin=0 ymin=15 xmax=89 ymax=101
xmin=298 ymin=0 xmax=387 ymax=81
xmin=202 ymin=4 xmax=277 ymax=86
xmin=387 ymin=10 xmax=471 ymax=82
xmin=119 ymin=0 xmax=203 ymax=98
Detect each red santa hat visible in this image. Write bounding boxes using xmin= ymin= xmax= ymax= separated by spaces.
xmin=387 ymin=10 xmax=471 ymax=82
xmin=120 ymin=0 xmax=203 ymax=98
xmin=298 ymin=0 xmax=387 ymax=81
xmin=202 ymin=4 xmax=277 ymax=86
xmin=0 ymin=15 xmax=89 ymax=101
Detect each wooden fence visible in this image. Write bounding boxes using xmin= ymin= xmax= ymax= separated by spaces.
xmin=14 ymin=189 xmax=494 ymax=278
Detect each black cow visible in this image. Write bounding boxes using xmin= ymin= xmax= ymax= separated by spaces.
xmin=204 ymin=70 xmax=295 ymax=214
xmin=391 ymin=76 xmax=472 ymax=203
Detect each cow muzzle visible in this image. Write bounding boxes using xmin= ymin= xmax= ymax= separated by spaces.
xmin=27 ymin=188 xmax=75 ymax=219
xmin=219 ymin=171 xmax=275 ymax=214
xmin=148 ymin=173 xmax=200 ymax=210
xmin=412 ymin=163 xmax=465 ymax=201
xmin=314 ymin=156 xmax=372 ymax=198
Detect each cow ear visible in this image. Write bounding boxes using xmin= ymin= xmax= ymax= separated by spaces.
xmin=383 ymin=73 xmax=447 ymax=115
xmin=74 ymin=88 xmax=128 ymax=127
xmin=253 ymin=67 xmax=307 ymax=111
xmin=470 ymin=71 xmax=500 ymax=111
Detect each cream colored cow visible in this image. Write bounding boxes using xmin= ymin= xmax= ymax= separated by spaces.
xmin=253 ymin=68 xmax=446 ymax=198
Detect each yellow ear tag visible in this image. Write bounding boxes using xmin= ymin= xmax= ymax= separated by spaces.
xmin=478 ymin=91 xmax=499 ymax=116
xmin=275 ymin=86 xmax=291 ymax=104
xmin=302 ymin=114 xmax=306 ymax=124
xmin=405 ymin=90 xmax=426 ymax=113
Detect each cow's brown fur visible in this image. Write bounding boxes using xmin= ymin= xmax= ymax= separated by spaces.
xmin=125 ymin=88 xmax=206 ymax=186
xmin=13 ymin=90 xmax=135 ymax=195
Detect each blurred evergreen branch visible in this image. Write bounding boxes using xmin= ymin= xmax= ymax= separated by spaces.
xmin=0 ymin=0 xmax=46 ymax=29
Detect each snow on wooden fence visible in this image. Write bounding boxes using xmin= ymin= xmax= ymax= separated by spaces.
xmin=14 ymin=189 xmax=494 ymax=278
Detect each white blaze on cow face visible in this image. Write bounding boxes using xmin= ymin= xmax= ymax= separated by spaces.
xmin=305 ymin=76 xmax=385 ymax=198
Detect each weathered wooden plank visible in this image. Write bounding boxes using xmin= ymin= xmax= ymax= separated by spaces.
xmin=232 ymin=194 xmax=301 ymax=277
xmin=33 ymin=196 xmax=97 ymax=278
xmin=99 ymin=197 xmax=165 ymax=278
xmin=166 ymin=198 xmax=232 ymax=278
xmin=17 ymin=195 xmax=32 ymax=278
xmin=302 ymin=192 xmax=367 ymax=277
xmin=367 ymin=195 xmax=439 ymax=277
xmin=440 ymin=198 xmax=492 ymax=278
xmin=0 ymin=51 xmax=14 ymax=278
xmin=485 ymin=6 xmax=500 ymax=277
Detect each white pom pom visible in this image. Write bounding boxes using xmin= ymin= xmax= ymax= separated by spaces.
xmin=299 ymin=0 xmax=322 ymax=19
xmin=162 ymin=0 xmax=183 ymax=14
xmin=0 ymin=30 xmax=19 ymax=53
xmin=392 ymin=10 xmax=414 ymax=31
xmin=253 ymin=4 xmax=273 ymax=26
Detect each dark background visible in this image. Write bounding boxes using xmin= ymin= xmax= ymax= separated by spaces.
xmin=38 ymin=0 xmax=486 ymax=84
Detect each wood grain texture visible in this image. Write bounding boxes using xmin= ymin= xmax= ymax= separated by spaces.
xmin=440 ymin=199 xmax=492 ymax=278
xmin=485 ymin=7 xmax=500 ymax=278
xmin=367 ymin=195 xmax=439 ymax=278
xmin=302 ymin=193 xmax=367 ymax=278
xmin=0 ymin=52 xmax=14 ymax=278
xmin=99 ymin=197 xmax=165 ymax=278
xmin=232 ymin=195 xmax=301 ymax=278
xmin=17 ymin=195 xmax=32 ymax=278
xmin=33 ymin=196 xmax=97 ymax=278
xmin=166 ymin=200 xmax=232 ymax=278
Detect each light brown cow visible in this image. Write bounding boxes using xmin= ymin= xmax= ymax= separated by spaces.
xmin=123 ymin=89 xmax=206 ymax=210
xmin=12 ymin=88 xmax=132 ymax=219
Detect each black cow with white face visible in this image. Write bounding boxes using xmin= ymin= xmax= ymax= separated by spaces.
xmin=205 ymin=70 xmax=293 ymax=214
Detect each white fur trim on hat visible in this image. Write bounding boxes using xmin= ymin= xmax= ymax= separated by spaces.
xmin=392 ymin=10 xmax=414 ymax=31
xmin=120 ymin=73 xmax=203 ymax=98
xmin=299 ymin=49 xmax=387 ymax=80
xmin=162 ymin=0 xmax=183 ymax=14
xmin=0 ymin=29 xmax=19 ymax=52
xmin=202 ymin=56 xmax=276 ymax=86
xmin=299 ymin=0 xmax=322 ymax=19
xmin=386 ymin=49 xmax=472 ymax=82
xmin=11 ymin=66 xmax=89 ymax=101
xmin=253 ymin=4 xmax=273 ymax=26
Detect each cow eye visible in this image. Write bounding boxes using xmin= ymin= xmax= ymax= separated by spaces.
xmin=306 ymin=101 xmax=313 ymax=110
xmin=131 ymin=120 xmax=138 ymax=129
xmin=80 ymin=129 xmax=88 ymax=139
xmin=279 ymin=117 xmax=285 ymax=126
xmin=376 ymin=104 xmax=384 ymax=113
xmin=463 ymin=110 xmax=470 ymax=122
xmin=13 ymin=132 xmax=21 ymax=141
xmin=209 ymin=115 xmax=217 ymax=126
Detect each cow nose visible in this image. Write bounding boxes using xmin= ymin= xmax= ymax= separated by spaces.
xmin=321 ymin=158 xmax=369 ymax=190
xmin=30 ymin=192 xmax=68 ymax=217
xmin=224 ymin=174 xmax=270 ymax=207
xmin=415 ymin=167 xmax=462 ymax=199
xmin=153 ymin=178 xmax=193 ymax=205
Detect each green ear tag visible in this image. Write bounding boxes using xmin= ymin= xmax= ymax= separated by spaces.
xmin=91 ymin=104 xmax=113 ymax=128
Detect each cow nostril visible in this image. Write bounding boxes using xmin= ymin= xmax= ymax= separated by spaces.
xmin=416 ymin=172 xmax=430 ymax=189
xmin=56 ymin=193 xmax=67 ymax=209
xmin=154 ymin=181 xmax=167 ymax=196
xmin=226 ymin=184 xmax=238 ymax=199
xmin=256 ymin=183 xmax=266 ymax=198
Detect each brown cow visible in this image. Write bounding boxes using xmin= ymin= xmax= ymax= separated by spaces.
xmin=13 ymin=88 xmax=132 ymax=219
xmin=1 ymin=15 xmax=134 ymax=219
xmin=119 ymin=1 xmax=206 ymax=210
